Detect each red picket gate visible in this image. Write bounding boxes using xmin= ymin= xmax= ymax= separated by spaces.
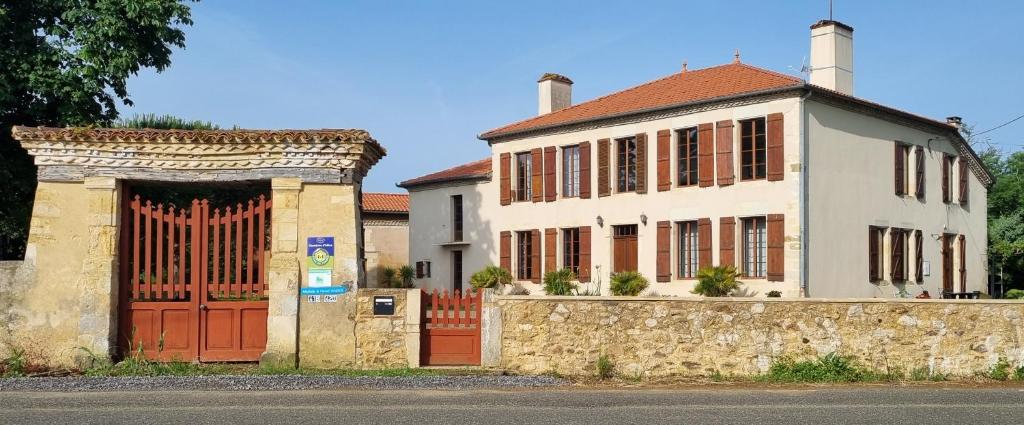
xmin=421 ymin=289 xmax=482 ymax=366
xmin=118 ymin=194 xmax=271 ymax=362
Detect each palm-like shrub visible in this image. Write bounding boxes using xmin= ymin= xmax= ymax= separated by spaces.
xmin=379 ymin=266 xmax=400 ymax=288
xmin=470 ymin=265 xmax=513 ymax=289
xmin=398 ymin=265 xmax=415 ymax=288
xmin=692 ymin=265 xmax=742 ymax=297
xmin=610 ymin=271 xmax=648 ymax=296
xmin=543 ymin=269 xmax=577 ymax=295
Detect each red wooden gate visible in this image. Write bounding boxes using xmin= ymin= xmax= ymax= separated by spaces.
xmin=421 ymin=289 xmax=481 ymax=366
xmin=118 ymin=194 xmax=271 ymax=362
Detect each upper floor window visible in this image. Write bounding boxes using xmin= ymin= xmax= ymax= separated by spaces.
xmin=676 ymin=127 xmax=698 ymax=186
xmin=894 ymin=143 xmax=910 ymax=196
xmin=562 ymin=145 xmax=580 ymax=197
xmin=616 ymin=136 xmax=637 ymax=192
xmin=677 ymin=221 xmax=699 ymax=278
xmin=451 ymin=195 xmax=463 ymax=242
xmin=942 ymin=154 xmax=955 ymax=204
xmin=740 ymin=118 xmax=767 ymax=181
xmin=515 ymin=152 xmax=532 ymax=202
xmin=742 ymin=216 xmax=767 ymax=278
xmin=562 ymin=227 xmax=581 ymax=276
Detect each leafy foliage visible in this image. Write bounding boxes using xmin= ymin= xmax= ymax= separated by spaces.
xmin=469 ymin=265 xmax=512 ymax=289
xmin=398 ymin=265 xmax=415 ymax=288
xmin=975 ymin=147 xmax=1024 ymax=290
xmin=0 ymin=0 xmax=197 ymax=259
xmin=766 ymin=290 xmax=782 ymax=298
xmin=1005 ymin=289 xmax=1024 ymax=299
xmin=596 ymin=355 xmax=614 ymax=380
xmin=379 ymin=266 xmax=400 ymax=288
xmin=758 ymin=353 xmax=883 ymax=383
xmin=609 ymin=271 xmax=648 ymax=296
xmin=691 ymin=265 xmax=743 ymax=297
xmin=542 ymin=268 xmax=577 ymax=296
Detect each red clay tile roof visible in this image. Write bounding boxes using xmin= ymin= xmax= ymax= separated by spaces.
xmin=479 ymin=62 xmax=804 ymax=139
xmin=361 ymin=192 xmax=409 ymax=213
xmin=398 ymin=158 xmax=492 ymax=188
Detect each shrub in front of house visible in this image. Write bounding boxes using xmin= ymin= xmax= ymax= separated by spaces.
xmin=766 ymin=290 xmax=782 ymax=297
xmin=610 ymin=271 xmax=648 ymax=296
xmin=543 ymin=269 xmax=577 ymax=295
xmin=691 ymin=265 xmax=743 ymax=297
xmin=1005 ymin=289 xmax=1024 ymax=299
xmin=379 ymin=266 xmax=400 ymax=288
xmin=470 ymin=265 xmax=513 ymax=289
xmin=398 ymin=265 xmax=415 ymax=288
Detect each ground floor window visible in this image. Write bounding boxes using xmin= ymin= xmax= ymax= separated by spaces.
xmin=452 ymin=250 xmax=463 ymax=292
xmin=742 ymin=217 xmax=766 ymax=278
xmin=612 ymin=224 xmax=639 ymax=273
xmin=516 ymin=231 xmax=534 ymax=280
xmin=677 ymin=221 xmax=698 ymax=278
xmin=562 ymin=227 xmax=580 ymax=276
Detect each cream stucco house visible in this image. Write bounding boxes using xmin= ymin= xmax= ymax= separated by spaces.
xmin=400 ymin=20 xmax=992 ymax=299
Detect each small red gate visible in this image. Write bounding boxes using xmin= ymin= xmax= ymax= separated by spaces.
xmin=421 ymin=289 xmax=481 ymax=366
xmin=118 ymin=194 xmax=271 ymax=362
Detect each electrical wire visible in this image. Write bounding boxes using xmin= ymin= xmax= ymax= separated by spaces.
xmin=976 ymin=113 xmax=1024 ymax=136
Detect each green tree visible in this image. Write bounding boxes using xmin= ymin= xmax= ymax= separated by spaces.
xmin=983 ymin=149 xmax=1024 ymax=289
xmin=0 ymin=0 xmax=197 ymax=259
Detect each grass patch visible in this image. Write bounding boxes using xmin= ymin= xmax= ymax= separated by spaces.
xmin=909 ymin=366 xmax=948 ymax=382
xmin=756 ymin=353 xmax=888 ymax=383
xmin=596 ymin=355 xmax=614 ymax=380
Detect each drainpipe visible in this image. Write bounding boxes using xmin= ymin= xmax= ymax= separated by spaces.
xmin=799 ymin=88 xmax=813 ymax=297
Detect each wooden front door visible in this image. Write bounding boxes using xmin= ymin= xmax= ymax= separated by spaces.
xmin=421 ymin=289 xmax=481 ymax=366
xmin=941 ymin=234 xmax=954 ymax=294
xmin=613 ymin=225 xmax=639 ymax=273
xmin=118 ymin=193 xmax=271 ymax=362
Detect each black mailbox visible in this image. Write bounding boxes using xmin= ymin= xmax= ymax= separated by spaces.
xmin=373 ymin=296 xmax=395 ymax=315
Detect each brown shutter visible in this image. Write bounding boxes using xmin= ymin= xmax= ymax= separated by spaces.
xmin=697 ymin=123 xmax=714 ymax=187
xmin=915 ymin=229 xmax=923 ymax=283
xmin=530 ymin=229 xmax=541 ymax=283
xmin=891 ymin=229 xmax=904 ymax=281
xmin=915 ymin=146 xmax=925 ymax=199
xmin=499 ymin=231 xmax=512 ymax=273
xmin=697 ymin=218 xmax=712 ymax=270
xmin=767 ymin=113 xmax=785 ymax=181
xmin=499 ymin=153 xmax=511 ymax=206
xmin=578 ymin=226 xmax=592 ymax=282
xmin=416 ymin=261 xmax=424 ymax=279
xmin=597 ymin=138 xmax=611 ymax=197
xmin=579 ymin=142 xmax=592 ymax=198
xmin=719 ymin=217 xmax=736 ymax=267
xmin=656 ymin=221 xmax=671 ymax=282
xmin=958 ymin=234 xmax=966 ymax=292
xmin=531 ymin=148 xmax=543 ymax=203
xmin=868 ymin=227 xmax=879 ymax=282
xmin=544 ymin=147 xmax=557 ymax=202
xmin=942 ymin=155 xmax=951 ymax=203
xmin=958 ymin=158 xmax=969 ymax=204
xmin=716 ymin=120 xmax=735 ymax=186
xmin=544 ymin=228 xmax=557 ymax=274
xmin=894 ymin=144 xmax=906 ymax=196
xmin=635 ymin=132 xmax=648 ymax=194
xmin=766 ymin=214 xmax=784 ymax=281
xmin=656 ymin=129 xmax=671 ymax=191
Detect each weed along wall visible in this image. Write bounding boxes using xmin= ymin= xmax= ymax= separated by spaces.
xmin=495 ymin=296 xmax=1024 ymax=378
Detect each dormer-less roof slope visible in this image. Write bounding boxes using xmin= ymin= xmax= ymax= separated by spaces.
xmin=361 ymin=192 xmax=409 ymax=213
xmin=398 ymin=157 xmax=492 ymax=188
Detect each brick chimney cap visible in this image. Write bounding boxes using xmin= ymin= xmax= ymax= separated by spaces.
xmin=538 ymin=73 xmax=573 ymax=84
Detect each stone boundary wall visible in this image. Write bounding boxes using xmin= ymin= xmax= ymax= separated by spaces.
xmin=496 ymin=296 xmax=1024 ymax=377
xmin=0 ymin=261 xmax=27 ymax=357
xmin=354 ymin=288 xmax=419 ymax=368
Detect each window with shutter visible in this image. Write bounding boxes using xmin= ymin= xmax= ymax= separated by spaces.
xmin=894 ymin=143 xmax=909 ymax=196
xmin=766 ymin=113 xmax=784 ymax=181
xmin=697 ymin=123 xmax=714 ymax=187
xmin=530 ymin=229 xmax=542 ymax=283
xmin=915 ymin=146 xmax=925 ymax=199
xmin=716 ymin=120 xmax=735 ymax=186
xmin=740 ymin=118 xmax=767 ymax=181
xmin=578 ymin=226 xmax=592 ymax=282
xmin=544 ymin=228 xmax=557 ymax=275
xmin=868 ymin=226 xmax=884 ymax=282
xmin=677 ymin=127 xmax=699 ymax=187
xmin=942 ymin=155 xmax=953 ymax=203
xmin=515 ymin=231 xmax=534 ymax=281
xmin=499 ymin=153 xmax=511 ymax=206
xmin=914 ymin=229 xmax=923 ymax=283
xmin=890 ymin=228 xmax=907 ymax=282
xmin=615 ymin=137 xmax=638 ymax=192
xmin=657 ymin=130 xmax=671 ymax=191
xmin=597 ymin=139 xmax=610 ymax=197
xmin=719 ymin=217 xmax=736 ymax=268
xmin=656 ymin=221 xmax=671 ymax=282
xmin=499 ymin=231 xmax=512 ymax=273
xmin=544 ymin=147 xmax=556 ymax=202
xmin=416 ymin=261 xmax=424 ymax=279
xmin=958 ymin=234 xmax=966 ymax=292
xmin=697 ymin=218 xmax=712 ymax=270
xmin=742 ymin=217 xmax=767 ymax=278
xmin=579 ymin=142 xmax=592 ymax=198
xmin=531 ymin=148 xmax=543 ymax=203
xmin=766 ymin=214 xmax=784 ymax=281
xmin=562 ymin=145 xmax=581 ymax=198
xmin=676 ymin=221 xmax=698 ymax=279
xmin=514 ymin=152 xmax=532 ymax=202
xmin=562 ymin=228 xmax=581 ymax=276
xmin=958 ymin=158 xmax=969 ymax=205
xmin=635 ymin=133 xmax=648 ymax=194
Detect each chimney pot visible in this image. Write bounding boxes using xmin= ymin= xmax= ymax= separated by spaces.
xmin=809 ymin=20 xmax=854 ymax=95
xmin=538 ymin=73 xmax=573 ymax=115
xmin=946 ymin=116 xmax=963 ymax=129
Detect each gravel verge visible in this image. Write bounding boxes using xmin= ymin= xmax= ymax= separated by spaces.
xmin=0 ymin=374 xmax=567 ymax=392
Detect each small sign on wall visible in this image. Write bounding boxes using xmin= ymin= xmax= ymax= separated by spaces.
xmin=373 ymin=296 xmax=395 ymax=315
xmin=923 ymin=261 xmax=931 ymax=276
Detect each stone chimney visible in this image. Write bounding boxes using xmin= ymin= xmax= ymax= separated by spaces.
xmin=946 ymin=116 xmax=963 ymax=130
xmin=809 ymin=20 xmax=854 ymax=95
xmin=538 ymin=73 xmax=572 ymax=115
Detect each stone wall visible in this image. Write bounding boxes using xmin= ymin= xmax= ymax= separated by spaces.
xmin=354 ymin=289 xmax=414 ymax=368
xmin=0 ymin=261 xmax=26 ymax=357
xmin=497 ymin=296 xmax=1024 ymax=378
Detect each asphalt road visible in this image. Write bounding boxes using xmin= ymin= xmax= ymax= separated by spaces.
xmin=3 ymin=386 xmax=1024 ymax=424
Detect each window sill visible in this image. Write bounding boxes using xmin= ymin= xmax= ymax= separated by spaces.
xmin=437 ymin=240 xmax=470 ymax=247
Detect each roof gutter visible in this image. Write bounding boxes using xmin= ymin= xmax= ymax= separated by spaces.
xmin=396 ymin=174 xmax=491 ymax=190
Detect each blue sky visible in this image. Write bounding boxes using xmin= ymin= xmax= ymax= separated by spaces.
xmin=124 ymin=0 xmax=1024 ymax=192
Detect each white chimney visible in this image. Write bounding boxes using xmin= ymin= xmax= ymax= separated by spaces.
xmin=538 ymin=73 xmax=572 ymax=115
xmin=809 ymin=20 xmax=854 ymax=95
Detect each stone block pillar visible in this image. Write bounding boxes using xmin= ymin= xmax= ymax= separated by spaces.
xmin=261 ymin=178 xmax=302 ymax=367
xmin=480 ymin=289 xmax=502 ymax=367
xmin=75 ymin=177 xmax=121 ymax=366
xmin=404 ymin=288 xmax=421 ymax=368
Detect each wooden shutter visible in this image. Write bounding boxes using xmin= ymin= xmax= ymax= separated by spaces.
xmin=958 ymin=234 xmax=966 ymax=292
xmin=697 ymin=123 xmax=714 ymax=187
xmin=915 ymin=146 xmax=925 ymax=199
xmin=499 ymin=231 xmax=512 ymax=273
xmin=544 ymin=147 xmax=556 ymax=202
xmin=656 ymin=129 xmax=671 ymax=191
xmin=868 ymin=227 xmax=879 ymax=282
xmin=635 ymin=133 xmax=648 ymax=194
xmin=958 ymin=158 xmax=969 ymax=204
xmin=942 ymin=155 xmax=951 ymax=203
xmin=716 ymin=120 xmax=735 ymax=186
xmin=499 ymin=153 xmax=511 ymax=206
xmin=416 ymin=261 xmax=424 ymax=279
xmin=767 ymin=113 xmax=785 ymax=181
xmin=579 ymin=142 xmax=592 ymax=198
xmin=894 ymin=144 xmax=906 ymax=196
xmin=697 ymin=218 xmax=712 ymax=269
xmin=529 ymin=229 xmax=541 ymax=282
xmin=766 ymin=214 xmax=784 ymax=281
xmin=531 ymin=148 xmax=543 ymax=203
xmin=656 ymin=221 xmax=671 ymax=282
xmin=597 ymin=138 xmax=611 ymax=197
xmin=544 ymin=228 xmax=557 ymax=274
xmin=891 ymin=229 xmax=904 ymax=281
xmin=578 ymin=226 xmax=592 ymax=282
xmin=719 ymin=217 xmax=736 ymax=267
xmin=915 ymin=229 xmax=923 ymax=283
